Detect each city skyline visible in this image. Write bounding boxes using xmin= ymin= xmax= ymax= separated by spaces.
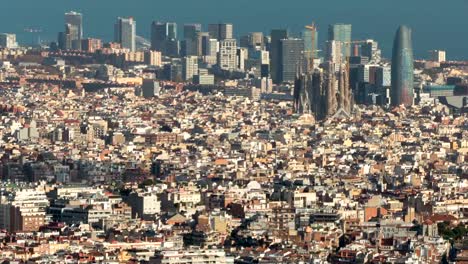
xmin=1 ymin=0 xmax=467 ymax=59
xmin=0 ymin=0 xmax=467 ymax=263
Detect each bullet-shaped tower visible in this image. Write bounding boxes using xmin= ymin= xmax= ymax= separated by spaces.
xmin=391 ymin=25 xmax=414 ymax=106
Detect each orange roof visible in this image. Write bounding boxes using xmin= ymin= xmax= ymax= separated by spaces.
xmin=214 ymin=159 xmax=228 ymax=165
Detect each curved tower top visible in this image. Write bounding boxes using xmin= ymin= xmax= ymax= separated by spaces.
xmin=391 ymin=25 xmax=414 ymax=107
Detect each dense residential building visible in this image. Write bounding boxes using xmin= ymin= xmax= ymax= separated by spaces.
xmin=150 ymin=249 xmax=234 ymax=264
xmin=0 ymin=188 xmax=49 ymax=232
xmin=81 ymin=38 xmax=102 ymax=52
xmin=144 ymin=50 xmax=162 ymax=66
xmin=0 ymin=7 xmax=466 ymax=264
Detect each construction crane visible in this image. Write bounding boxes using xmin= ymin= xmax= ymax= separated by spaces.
xmin=23 ymin=27 xmax=43 ymax=46
xmin=304 ymin=22 xmax=318 ymax=73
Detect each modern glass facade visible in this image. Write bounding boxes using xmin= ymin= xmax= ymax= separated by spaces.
xmin=279 ymin=38 xmax=304 ymax=83
xmin=114 ymin=17 xmax=136 ymax=52
xmin=328 ymin=24 xmax=351 ymax=58
xmin=302 ymin=29 xmax=319 ymax=58
xmin=391 ymin=25 xmax=414 ymax=106
xmin=65 ymin=11 xmax=83 ymax=40
xmin=270 ymin=29 xmax=288 ymax=84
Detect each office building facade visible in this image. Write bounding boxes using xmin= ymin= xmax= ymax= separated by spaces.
xmin=183 ymin=56 xmax=199 ymax=81
xmin=391 ymin=25 xmax=414 ymax=106
xmin=328 ymin=24 xmax=352 ymax=58
xmin=270 ymin=29 xmax=288 ymax=84
xmin=279 ymin=38 xmax=303 ymax=83
xmin=208 ymin=23 xmax=233 ymax=40
xmin=151 ymin=22 xmax=179 ymax=56
xmin=114 ymin=17 xmax=136 ymax=52
xmin=0 ymin=33 xmax=18 ymax=48
xmin=65 ymin=11 xmax=83 ymax=40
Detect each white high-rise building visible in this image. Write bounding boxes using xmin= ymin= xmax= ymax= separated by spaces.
xmin=126 ymin=189 xmax=161 ymax=219
xmin=237 ymin=47 xmax=248 ymax=71
xmin=183 ymin=56 xmax=199 ymax=81
xmin=207 ymin=39 xmax=218 ymax=57
xmin=326 ymin=40 xmax=343 ymax=66
xmin=218 ymin=39 xmax=237 ymax=71
xmin=0 ymin=33 xmax=18 ymax=48
xmin=430 ymin=50 xmax=446 ymax=63
xmin=114 ymin=17 xmax=136 ymax=52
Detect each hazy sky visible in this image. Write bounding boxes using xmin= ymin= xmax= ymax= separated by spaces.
xmin=2 ymin=0 xmax=467 ymax=59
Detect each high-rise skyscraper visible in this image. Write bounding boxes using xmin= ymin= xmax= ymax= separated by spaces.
xmin=58 ymin=23 xmax=80 ymax=50
xmin=328 ymin=24 xmax=352 ymax=58
xmin=269 ymin=29 xmax=288 ymax=84
xmin=391 ymin=25 xmax=414 ymax=106
xmin=184 ymin=24 xmax=202 ymax=40
xmin=208 ymin=23 xmax=233 ymax=40
xmin=240 ymin=32 xmax=264 ymax=50
xmin=279 ymin=38 xmax=303 ymax=83
xmin=302 ymin=25 xmax=318 ymax=72
xmin=65 ymin=11 xmax=83 ymax=40
xmin=429 ymin=50 xmax=446 ymax=62
xmin=237 ymin=47 xmax=248 ymax=71
xmin=151 ymin=22 xmax=166 ymax=51
xmin=114 ymin=17 xmax=136 ymax=52
xmin=183 ymin=24 xmax=202 ymax=56
xmin=326 ymin=40 xmax=343 ymax=66
xmin=151 ymin=22 xmax=179 ymax=56
xmin=57 ymin=11 xmax=83 ymax=50
xmin=166 ymin=23 xmax=177 ymax=40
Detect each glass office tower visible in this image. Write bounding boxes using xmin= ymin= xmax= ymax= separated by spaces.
xmin=391 ymin=25 xmax=414 ymax=106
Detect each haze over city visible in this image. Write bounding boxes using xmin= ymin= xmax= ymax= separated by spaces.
xmin=1 ymin=0 xmax=468 ymax=59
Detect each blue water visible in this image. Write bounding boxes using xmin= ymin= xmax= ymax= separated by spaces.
xmin=1 ymin=0 xmax=467 ymax=60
